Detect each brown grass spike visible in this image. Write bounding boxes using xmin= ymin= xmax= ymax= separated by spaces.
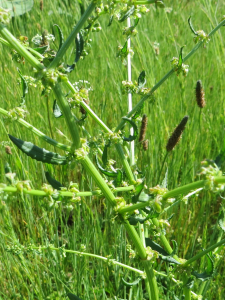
xmin=196 ymin=80 xmax=206 ymax=108
xmin=139 ymin=114 xmax=148 ymax=142
xmin=166 ymin=116 xmax=189 ymax=152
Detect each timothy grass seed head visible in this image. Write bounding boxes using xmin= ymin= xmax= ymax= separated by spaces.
xmin=196 ymin=80 xmax=206 ymax=108
xmin=166 ymin=116 xmax=189 ymax=152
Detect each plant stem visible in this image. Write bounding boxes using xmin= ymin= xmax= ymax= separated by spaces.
xmin=0 ymin=107 xmax=71 ymax=152
xmin=115 ymin=19 xmax=225 ymax=132
xmin=0 ymin=37 xmax=44 ymax=59
xmin=157 ymin=152 xmax=169 ymax=184
xmin=48 ymin=2 xmax=96 ymax=69
xmin=183 ymin=238 xmax=225 ymax=266
xmin=0 ymin=24 xmax=44 ymax=71
xmin=124 ymin=221 xmax=159 ymax=300
xmin=52 ymin=83 xmax=80 ymax=151
xmin=65 ymin=80 xmax=112 ymax=133
xmin=0 ymin=185 xmax=134 ymax=198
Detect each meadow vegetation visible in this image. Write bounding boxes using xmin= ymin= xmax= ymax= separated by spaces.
xmin=0 ymin=0 xmax=225 ymax=299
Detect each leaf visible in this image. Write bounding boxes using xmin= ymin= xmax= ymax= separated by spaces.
xmin=17 ymin=68 xmax=28 ymax=104
xmin=145 ymin=238 xmax=169 ymax=256
xmin=132 ymin=180 xmax=145 ymax=203
xmin=65 ymin=32 xmax=84 ymax=73
xmin=95 ymin=155 xmax=117 ymax=178
xmin=67 ymin=293 xmax=82 ymax=300
xmin=102 ymin=143 xmax=110 ymax=167
xmin=128 ymin=215 xmax=148 ymax=225
xmin=145 ymin=238 xmax=181 ymax=264
xmin=119 ymin=6 xmax=135 ymax=23
xmin=113 ymin=170 xmax=123 ymax=187
xmin=138 ymin=71 xmax=146 ymax=88
xmin=9 ymin=134 xmax=68 ymax=165
xmin=32 ymin=45 xmax=48 ymax=54
xmin=75 ymin=32 xmax=84 ymax=63
xmin=132 ymin=103 xmax=144 ymax=120
xmin=0 ymin=0 xmax=34 ymax=16
xmin=178 ymin=46 xmax=185 ymax=67
xmin=52 ymin=24 xmax=64 ymax=52
xmin=108 ymin=15 xmax=114 ymax=26
xmin=117 ymin=41 xmax=128 ymax=58
xmin=122 ymin=117 xmax=138 ymax=142
xmin=4 ymin=162 xmax=12 ymax=174
xmin=45 ymin=171 xmax=64 ymax=190
xmin=185 ymin=276 xmax=195 ymax=288
xmin=188 ymin=16 xmax=197 ymax=35
xmin=53 ymin=100 xmax=63 ymax=118
xmin=122 ymin=277 xmax=142 ymax=286
xmin=218 ymin=209 xmax=225 ymax=231
xmin=192 ymin=253 xmax=214 ymax=281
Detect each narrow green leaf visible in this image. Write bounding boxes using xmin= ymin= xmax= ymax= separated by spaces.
xmin=32 ymin=45 xmax=48 ymax=54
xmin=145 ymin=238 xmax=169 ymax=256
xmin=108 ymin=15 xmax=114 ymax=26
xmin=4 ymin=162 xmax=12 ymax=174
xmin=122 ymin=277 xmax=142 ymax=286
xmin=119 ymin=6 xmax=135 ymax=22
xmin=138 ymin=70 xmax=146 ymax=88
xmin=192 ymin=253 xmax=214 ymax=281
xmin=67 ymin=293 xmax=82 ymax=300
xmin=75 ymin=32 xmax=84 ymax=63
xmin=17 ymin=68 xmax=28 ymax=104
xmin=53 ymin=100 xmax=63 ymax=118
xmin=52 ymin=24 xmax=64 ymax=52
xmin=188 ymin=16 xmax=197 ymax=35
xmin=113 ymin=170 xmax=123 ymax=187
xmin=178 ymin=46 xmax=185 ymax=67
xmin=9 ymin=134 xmax=68 ymax=165
xmin=95 ymin=155 xmax=117 ymax=178
xmin=122 ymin=117 xmax=138 ymax=142
xmin=132 ymin=103 xmax=144 ymax=120
xmin=186 ymin=276 xmax=195 ymax=288
xmin=102 ymin=143 xmax=110 ymax=167
xmin=45 ymin=171 xmax=64 ymax=190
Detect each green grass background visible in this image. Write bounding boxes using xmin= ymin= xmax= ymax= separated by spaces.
xmin=0 ymin=0 xmax=225 ymax=299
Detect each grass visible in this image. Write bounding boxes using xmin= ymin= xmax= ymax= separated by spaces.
xmin=0 ymin=0 xmax=225 ymax=299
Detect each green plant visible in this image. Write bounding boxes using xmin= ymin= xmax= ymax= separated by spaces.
xmin=0 ymin=1 xmax=225 ymax=299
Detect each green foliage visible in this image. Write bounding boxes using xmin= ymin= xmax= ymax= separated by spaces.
xmin=0 ymin=0 xmax=225 ymax=299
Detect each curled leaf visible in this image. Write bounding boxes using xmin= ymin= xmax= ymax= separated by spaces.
xmin=122 ymin=117 xmax=138 ymax=142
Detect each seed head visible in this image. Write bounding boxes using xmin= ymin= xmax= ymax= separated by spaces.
xmin=166 ymin=116 xmax=189 ymax=152
xmin=142 ymin=140 xmax=148 ymax=151
xmin=5 ymin=146 xmax=12 ymax=155
xmin=139 ymin=114 xmax=148 ymax=142
xmin=196 ymin=80 xmax=206 ymax=108
xmin=40 ymin=0 xmax=43 ymax=11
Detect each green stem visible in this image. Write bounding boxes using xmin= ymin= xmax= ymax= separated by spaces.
xmin=65 ymin=80 xmax=135 ymax=183
xmin=0 ymin=37 xmax=44 ymax=60
xmin=115 ymin=143 xmax=135 ymax=183
xmin=0 ymin=24 xmax=44 ymax=71
xmin=157 ymin=152 xmax=169 ymax=184
xmin=65 ymin=80 xmax=112 ymax=133
xmin=124 ymin=221 xmax=159 ymax=300
xmin=82 ymin=156 xmax=116 ymax=207
xmin=115 ymin=19 xmax=225 ymax=132
xmin=52 ymin=83 xmax=80 ymax=150
xmin=31 ymin=245 xmax=145 ymax=274
xmin=183 ymin=238 xmax=225 ymax=266
xmin=0 ymin=185 xmax=134 ymax=198
xmin=0 ymin=107 xmax=71 ymax=152
xmin=48 ymin=2 xmax=96 ymax=69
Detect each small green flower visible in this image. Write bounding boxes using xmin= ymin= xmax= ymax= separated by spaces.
xmin=0 ymin=7 xmax=11 ymax=24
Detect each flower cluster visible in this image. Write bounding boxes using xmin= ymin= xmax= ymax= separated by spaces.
xmin=193 ymin=30 xmax=210 ymax=45
xmin=0 ymin=7 xmax=11 ymax=24
xmin=122 ymin=80 xmax=151 ymax=95
xmin=4 ymin=105 xmax=29 ymax=123
xmin=171 ymin=57 xmax=189 ymax=76
xmin=199 ymin=160 xmax=224 ymax=192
